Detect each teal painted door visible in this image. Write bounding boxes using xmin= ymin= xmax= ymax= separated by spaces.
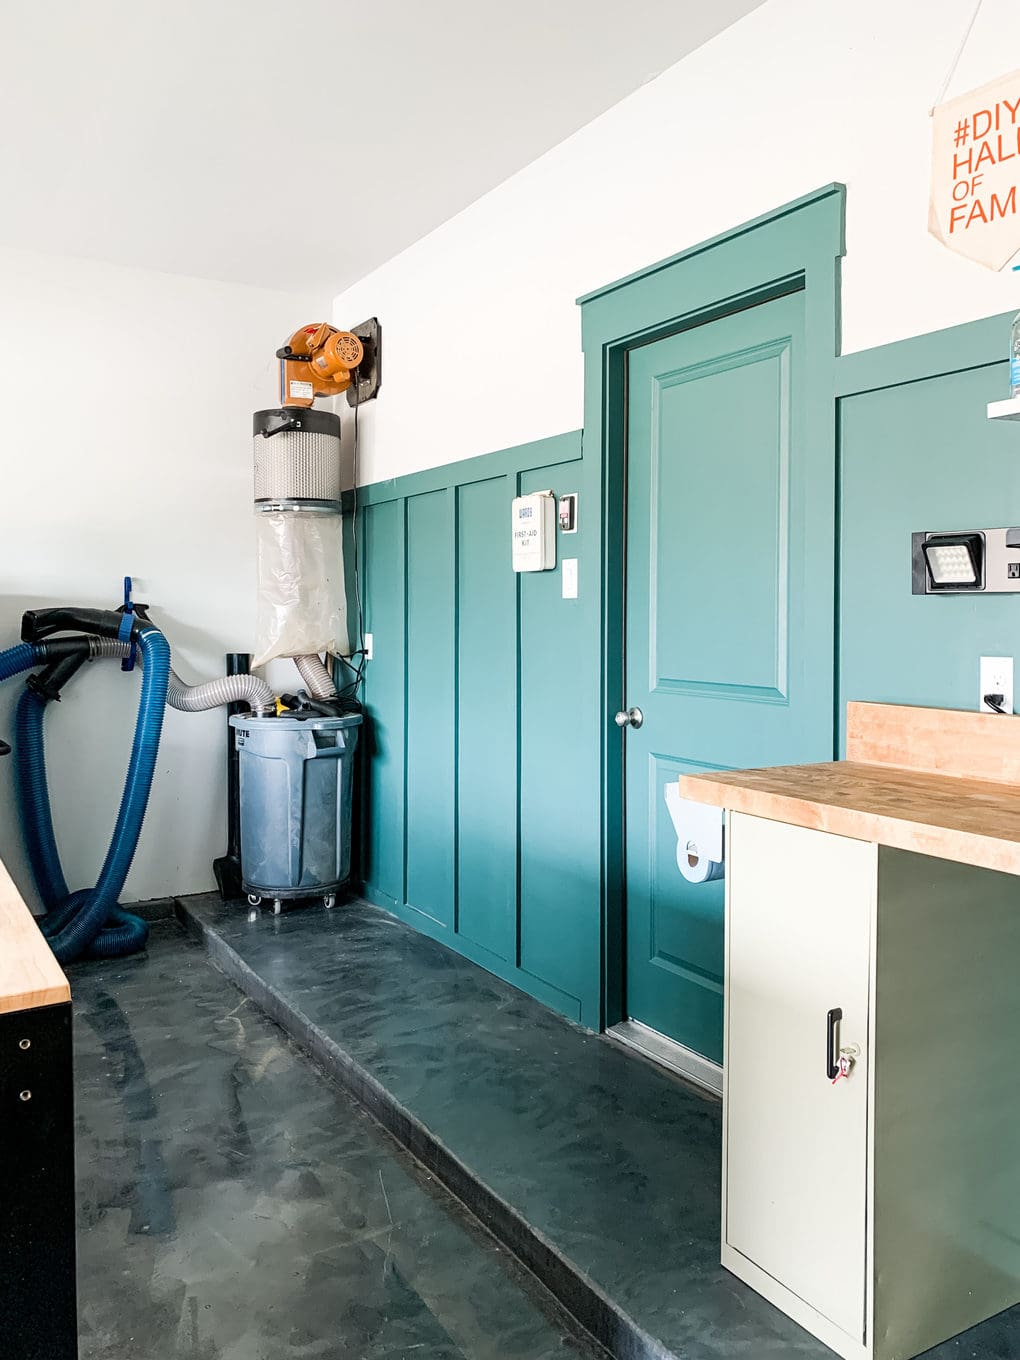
xmin=623 ymin=288 xmax=835 ymax=1063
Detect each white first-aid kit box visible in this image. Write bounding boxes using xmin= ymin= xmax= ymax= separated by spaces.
xmin=511 ymin=490 xmax=556 ymax=572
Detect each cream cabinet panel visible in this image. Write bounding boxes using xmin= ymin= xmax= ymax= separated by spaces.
xmin=723 ymin=811 xmax=1020 ymax=1360
xmin=724 ymin=813 xmax=875 ymax=1343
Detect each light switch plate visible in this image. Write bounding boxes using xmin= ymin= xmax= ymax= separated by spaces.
xmin=562 ymin=558 xmax=578 ymax=599
xmin=980 ymin=655 xmax=1013 ymax=713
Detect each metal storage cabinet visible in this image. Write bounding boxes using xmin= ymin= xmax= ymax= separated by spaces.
xmin=0 ymin=858 xmax=77 ymax=1360
xmin=723 ymin=812 xmax=1020 ymax=1360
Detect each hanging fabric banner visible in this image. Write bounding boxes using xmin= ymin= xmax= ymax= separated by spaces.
xmin=929 ymin=68 xmax=1020 ymax=270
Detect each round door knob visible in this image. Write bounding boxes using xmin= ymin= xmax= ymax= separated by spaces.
xmin=614 ymin=707 xmax=644 ymax=729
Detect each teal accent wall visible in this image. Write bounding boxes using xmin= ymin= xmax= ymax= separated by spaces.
xmin=352 ymin=183 xmax=1016 ymax=1036
xmin=837 ymin=311 xmax=1016 ymax=742
xmin=355 ymin=187 xmax=847 ymax=1032
xmin=356 ymin=432 xmax=603 ymax=1026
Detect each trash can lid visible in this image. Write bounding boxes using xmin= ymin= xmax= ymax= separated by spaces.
xmin=229 ymin=712 xmax=363 ymax=731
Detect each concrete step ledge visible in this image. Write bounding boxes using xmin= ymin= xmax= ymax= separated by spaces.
xmin=175 ymin=895 xmax=671 ymax=1360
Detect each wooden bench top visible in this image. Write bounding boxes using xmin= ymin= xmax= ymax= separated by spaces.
xmin=0 ymin=857 xmax=70 ymax=1014
xmin=679 ymin=702 xmax=1020 ymax=878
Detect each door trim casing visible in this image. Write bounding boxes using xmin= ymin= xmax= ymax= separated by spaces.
xmin=578 ymin=184 xmax=847 ymax=1032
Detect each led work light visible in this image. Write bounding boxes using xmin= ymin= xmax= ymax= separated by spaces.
xmin=920 ymin=533 xmax=984 ymax=590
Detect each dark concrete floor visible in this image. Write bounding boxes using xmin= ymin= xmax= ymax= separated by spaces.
xmin=71 ymin=921 xmax=603 ymax=1360
xmin=182 ymin=895 xmax=823 ymax=1359
xmin=179 ymin=893 xmax=1020 ymax=1360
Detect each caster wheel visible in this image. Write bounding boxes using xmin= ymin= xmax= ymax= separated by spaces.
xmin=273 ymin=899 xmax=282 ymax=916
xmin=323 ymin=894 xmax=336 ymax=910
xmin=247 ymin=894 xmax=262 ymax=907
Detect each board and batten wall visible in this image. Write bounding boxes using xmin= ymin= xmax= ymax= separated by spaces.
xmin=838 ymin=313 xmax=1020 ymax=727
xmin=332 ymin=0 xmax=1020 ymax=486
xmin=335 ymin=0 xmax=1020 ymax=1025
xmin=356 ymin=432 xmax=604 ymax=1026
xmin=353 ymin=304 xmax=1020 ymax=1027
xmin=0 ymin=244 xmax=316 ymax=906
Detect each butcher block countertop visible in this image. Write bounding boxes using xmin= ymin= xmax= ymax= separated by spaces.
xmin=0 ymin=856 xmax=69 ymax=1015
xmin=678 ymin=702 xmax=1020 ymax=877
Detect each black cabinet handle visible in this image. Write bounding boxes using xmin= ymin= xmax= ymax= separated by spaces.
xmin=826 ymin=1007 xmax=843 ymax=1080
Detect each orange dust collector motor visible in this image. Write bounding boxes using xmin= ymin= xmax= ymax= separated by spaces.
xmin=277 ymin=323 xmax=365 ymax=408
xmin=252 ymin=318 xmax=380 ymax=510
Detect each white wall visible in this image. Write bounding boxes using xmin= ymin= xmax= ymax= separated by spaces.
xmin=0 ymin=246 xmax=316 ymax=905
xmin=332 ymin=0 xmax=1020 ymax=484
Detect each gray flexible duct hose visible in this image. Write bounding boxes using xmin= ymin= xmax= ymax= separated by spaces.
xmin=165 ymin=670 xmax=275 ymax=714
xmin=294 ymin=654 xmax=338 ymax=699
xmin=86 ymin=638 xmax=135 ymax=661
xmin=86 ymin=638 xmax=275 ymax=715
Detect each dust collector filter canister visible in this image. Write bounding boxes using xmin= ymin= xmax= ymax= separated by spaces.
xmin=253 ymin=407 xmax=342 ymax=512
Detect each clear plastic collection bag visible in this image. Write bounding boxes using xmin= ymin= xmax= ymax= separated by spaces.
xmin=252 ymin=512 xmax=348 ymax=668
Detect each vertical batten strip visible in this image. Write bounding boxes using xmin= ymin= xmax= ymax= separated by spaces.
xmin=400 ymin=496 xmax=410 ymax=908
xmin=513 ymin=469 xmax=525 ymax=969
xmin=452 ymin=486 xmax=462 ymax=936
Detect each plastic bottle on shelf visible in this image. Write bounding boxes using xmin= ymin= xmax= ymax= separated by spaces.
xmin=1012 ymin=265 xmax=1020 ymax=398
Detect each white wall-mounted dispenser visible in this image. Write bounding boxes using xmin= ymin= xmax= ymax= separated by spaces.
xmin=664 ymin=783 xmax=725 ymax=884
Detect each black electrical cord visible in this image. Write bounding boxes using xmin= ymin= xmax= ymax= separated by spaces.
xmin=983 ymin=692 xmax=1008 ymax=715
xmin=336 ymin=372 xmax=367 ymax=704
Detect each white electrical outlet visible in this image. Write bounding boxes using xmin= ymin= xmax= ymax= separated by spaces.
xmin=979 ymin=655 xmax=1013 ymax=714
xmin=363 ymin=633 xmax=374 ymax=661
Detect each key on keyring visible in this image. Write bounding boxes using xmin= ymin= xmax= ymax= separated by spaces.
xmin=831 ymin=1053 xmax=854 ymax=1084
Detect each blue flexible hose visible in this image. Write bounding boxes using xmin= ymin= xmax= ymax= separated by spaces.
xmin=15 ymin=688 xmax=68 ymax=906
xmin=0 ymin=642 xmax=40 ymax=684
xmin=6 ymin=628 xmax=171 ymax=963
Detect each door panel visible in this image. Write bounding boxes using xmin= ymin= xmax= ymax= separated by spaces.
xmin=650 ymin=340 xmax=789 ymax=699
xmin=725 ymin=813 xmax=873 ymax=1341
xmin=624 ymin=289 xmax=834 ymax=1061
xmin=644 ymin=752 xmax=726 ymax=1050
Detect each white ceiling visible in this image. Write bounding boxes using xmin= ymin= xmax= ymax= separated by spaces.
xmin=0 ymin=0 xmax=763 ymax=297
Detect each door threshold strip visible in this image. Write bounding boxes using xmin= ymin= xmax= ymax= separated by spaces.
xmin=608 ymin=1020 xmax=723 ymax=1097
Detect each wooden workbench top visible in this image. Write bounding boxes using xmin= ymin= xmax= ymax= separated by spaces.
xmin=0 ymin=857 xmax=69 ymax=1015
xmin=678 ymin=702 xmax=1020 ymax=877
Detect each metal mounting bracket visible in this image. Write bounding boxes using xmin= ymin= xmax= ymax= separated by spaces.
xmin=346 ymin=317 xmax=382 ymax=407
